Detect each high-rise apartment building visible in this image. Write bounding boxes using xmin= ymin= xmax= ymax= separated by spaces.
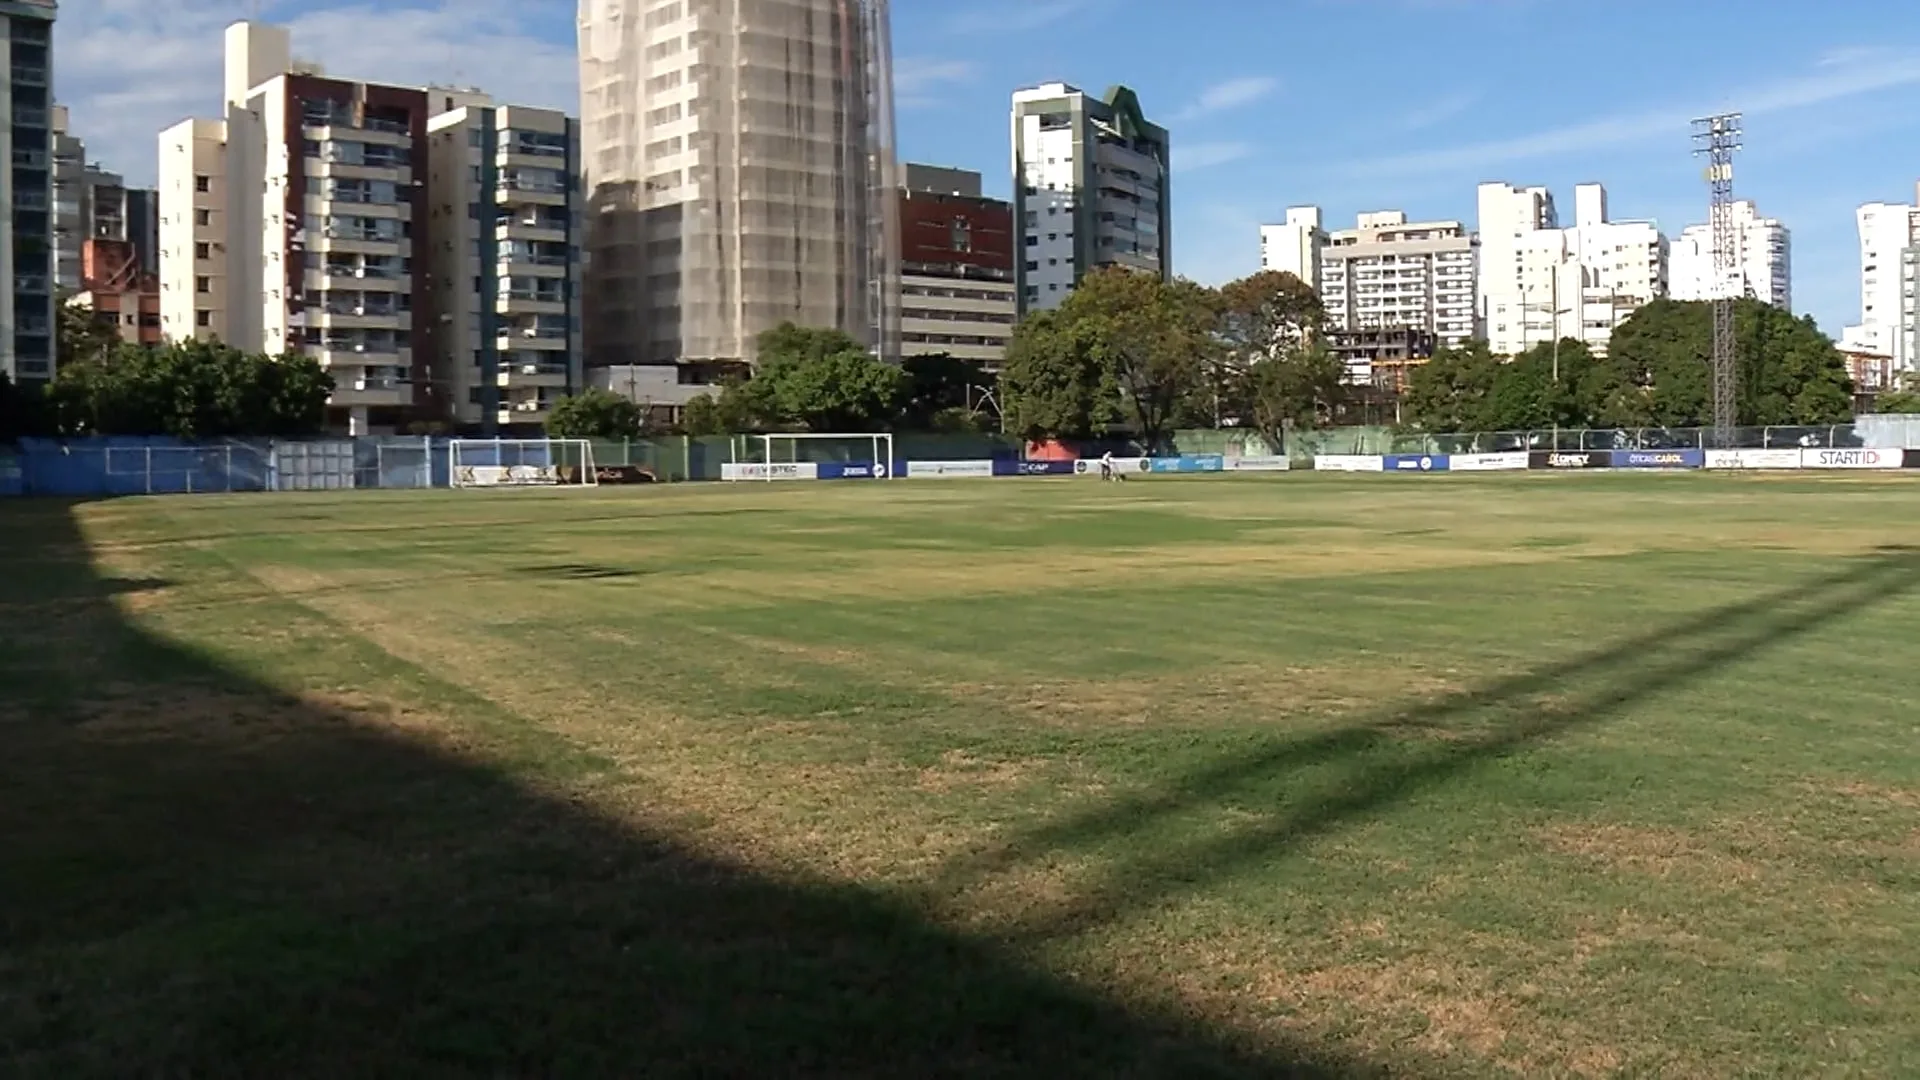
xmin=1317 ymin=210 xmax=1478 ymax=360
xmin=577 ymin=0 xmax=900 ymax=377
xmin=2 ymin=0 xmax=57 ymax=385
xmin=426 ymin=93 xmax=582 ymax=431
xmin=75 ymin=237 xmax=160 ymax=348
xmin=1477 ymin=181 xmax=1666 ymax=356
xmin=1258 ymin=206 xmax=1326 ymax=289
xmin=160 ymin=21 xmax=436 ymax=434
xmin=897 ymin=163 xmax=1016 ymax=367
xmin=1670 ymin=200 xmax=1790 ymax=310
xmin=50 ymin=106 xmax=159 ymax=294
xmin=1011 ymin=82 xmax=1170 ymax=314
xmin=1841 ymin=186 xmax=1920 ymax=373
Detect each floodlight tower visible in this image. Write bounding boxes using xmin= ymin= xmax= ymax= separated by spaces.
xmin=1692 ymin=112 xmax=1743 ymax=447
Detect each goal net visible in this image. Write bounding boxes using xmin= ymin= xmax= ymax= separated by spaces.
xmin=450 ymin=439 xmax=598 ymax=488
xmin=726 ymin=432 xmax=896 ymax=480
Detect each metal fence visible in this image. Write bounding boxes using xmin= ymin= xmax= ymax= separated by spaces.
xmin=6 ymin=417 xmax=1920 ymax=497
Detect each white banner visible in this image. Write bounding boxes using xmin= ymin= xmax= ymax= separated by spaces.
xmin=1449 ymin=451 xmax=1529 ymax=472
xmin=1314 ymin=455 xmax=1384 ymax=472
xmin=1224 ymin=455 xmax=1292 ymax=471
xmin=905 ymin=459 xmax=993 ymax=478
xmin=1800 ymin=447 xmax=1902 ymax=470
xmin=458 ymin=465 xmax=559 ymax=486
xmin=1073 ymin=457 xmax=1151 ymax=476
xmin=721 ymin=462 xmax=820 ymax=481
xmin=1705 ymin=449 xmax=1802 ymax=470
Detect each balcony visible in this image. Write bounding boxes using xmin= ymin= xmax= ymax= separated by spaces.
xmin=498 ymin=179 xmax=566 ymax=206
xmin=12 ymin=106 xmax=49 ymax=129
xmin=12 ymin=148 xmax=49 ymax=169
xmin=15 ymin=274 xmax=50 ymax=295
xmin=311 ymin=340 xmax=406 ymax=366
xmin=305 ymin=266 xmax=405 ymax=292
xmin=12 ymin=64 xmax=48 ymax=87
xmin=495 ymin=218 xmax=567 ymax=243
xmin=307 ymin=305 xmax=404 ymax=330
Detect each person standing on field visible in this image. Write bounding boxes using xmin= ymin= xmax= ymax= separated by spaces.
xmin=1100 ymin=449 xmax=1114 ymax=481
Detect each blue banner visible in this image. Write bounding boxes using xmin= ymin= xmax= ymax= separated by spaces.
xmin=1611 ymin=449 xmax=1704 ymax=469
xmin=994 ymin=459 xmax=1077 ymax=476
xmin=1383 ymin=453 xmax=1450 ymax=472
xmin=1147 ymin=454 xmax=1225 ymax=473
xmin=816 ymin=461 xmax=897 ymax=480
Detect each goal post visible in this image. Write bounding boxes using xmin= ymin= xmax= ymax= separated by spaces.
xmin=729 ymin=432 xmax=895 ymax=481
xmin=449 ymin=438 xmax=598 ymax=489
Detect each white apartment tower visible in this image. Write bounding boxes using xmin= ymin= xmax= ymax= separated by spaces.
xmin=2 ymin=0 xmax=57 ymax=384
xmin=1259 ymin=206 xmax=1326 ymax=289
xmin=1317 ymin=210 xmax=1478 ymax=346
xmin=1011 ymin=82 xmax=1171 ymax=314
xmin=425 ymin=93 xmax=583 ymax=431
xmin=576 ymin=0 xmax=900 ymax=374
xmin=1670 ymin=200 xmax=1790 ymax=310
xmin=159 ymin=21 xmax=435 ymax=434
xmin=1477 ymin=181 xmax=1667 ymax=356
xmin=1841 ymin=185 xmax=1920 ymax=373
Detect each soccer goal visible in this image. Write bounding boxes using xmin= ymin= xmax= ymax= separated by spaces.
xmin=449 ymin=438 xmax=598 ymax=489
xmin=725 ymin=432 xmax=895 ymax=481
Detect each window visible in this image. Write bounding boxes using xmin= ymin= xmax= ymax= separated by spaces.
xmin=194 ymin=175 xmax=210 ymax=192
xmin=195 ymin=276 xmax=210 ymax=293
xmin=194 ymin=209 xmax=212 ymax=226
xmin=194 ymin=242 xmax=210 ymax=259
xmin=196 ymin=310 xmax=211 ymax=327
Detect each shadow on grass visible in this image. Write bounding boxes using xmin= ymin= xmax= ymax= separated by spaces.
xmin=941 ymin=545 xmax=1920 ymax=942
xmin=0 ymin=499 xmax=1362 ymax=1077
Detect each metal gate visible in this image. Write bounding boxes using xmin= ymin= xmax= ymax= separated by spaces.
xmin=272 ymin=441 xmax=355 ymax=490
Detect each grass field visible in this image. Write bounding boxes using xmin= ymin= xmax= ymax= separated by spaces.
xmin=4 ymin=473 xmax=1919 ymax=1077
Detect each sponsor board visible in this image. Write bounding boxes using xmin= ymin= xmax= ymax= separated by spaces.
xmin=1148 ymin=454 xmax=1226 ymax=474
xmin=1800 ymin=447 xmax=1903 ymax=470
xmin=1071 ymin=457 xmax=1151 ymax=476
xmin=905 ymin=459 xmax=994 ymax=478
xmin=818 ymin=461 xmax=891 ymax=480
xmin=457 ymin=464 xmax=561 ymax=486
xmin=720 ymin=462 xmax=820 ymax=481
xmin=1908 ymin=450 xmax=1920 ymax=469
xmin=1383 ymin=453 xmax=1449 ymax=472
xmin=1529 ymin=450 xmax=1607 ymax=470
xmin=1613 ymin=449 xmax=1705 ymax=469
xmin=1704 ymin=449 xmax=1802 ymax=470
xmin=1313 ymin=455 xmax=1384 ymax=472
xmin=995 ymin=459 xmax=1078 ymax=477
xmin=1224 ymin=455 xmax=1292 ymax=471
xmin=1449 ymin=452 xmax=1530 ymax=472
xmin=592 ymin=464 xmax=656 ymax=484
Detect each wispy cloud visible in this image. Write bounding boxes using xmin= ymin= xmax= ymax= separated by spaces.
xmin=945 ymin=0 xmax=1087 ymax=34
xmin=1174 ymin=76 xmax=1280 ymax=121
xmin=1176 ymin=142 xmax=1254 ymax=172
xmin=1397 ymin=90 xmax=1479 ymax=132
xmin=1345 ymin=49 xmax=1920 ymax=177
xmin=894 ymin=58 xmax=976 ymax=108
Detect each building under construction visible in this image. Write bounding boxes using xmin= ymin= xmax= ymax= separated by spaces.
xmin=577 ymin=0 xmax=900 ymax=375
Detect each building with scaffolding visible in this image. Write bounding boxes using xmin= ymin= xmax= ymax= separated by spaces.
xmin=576 ymin=0 xmax=900 ymax=381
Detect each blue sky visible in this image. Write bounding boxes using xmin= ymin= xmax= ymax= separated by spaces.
xmin=58 ymin=0 xmax=1920 ymax=337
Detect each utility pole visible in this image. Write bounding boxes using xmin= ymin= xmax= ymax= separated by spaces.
xmin=1692 ymin=113 xmax=1742 ymax=448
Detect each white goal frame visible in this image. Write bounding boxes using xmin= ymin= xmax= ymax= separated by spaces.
xmin=740 ymin=432 xmax=895 ymax=481
xmin=449 ymin=438 xmax=598 ymax=489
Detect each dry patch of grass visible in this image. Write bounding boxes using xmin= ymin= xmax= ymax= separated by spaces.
xmin=1536 ymin=822 xmax=1765 ymax=886
xmin=1820 ymin=779 xmax=1920 ymax=811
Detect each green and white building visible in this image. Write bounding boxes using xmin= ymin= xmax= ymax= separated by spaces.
xmin=1010 ymin=82 xmax=1170 ymax=315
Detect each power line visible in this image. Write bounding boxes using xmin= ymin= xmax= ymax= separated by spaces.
xmin=1692 ymin=112 xmax=1742 ymax=448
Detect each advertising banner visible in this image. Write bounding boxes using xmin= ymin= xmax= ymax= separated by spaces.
xmin=1383 ymin=453 xmax=1450 ymax=472
xmin=1224 ymin=455 xmax=1292 ymax=471
xmin=720 ymin=462 xmax=820 ymax=481
xmin=905 ymin=460 xmax=994 ymax=478
xmin=1613 ymin=449 xmax=1706 ymax=469
xmin=1800 ymin=447 xmax=1903 ymax=470
xmin=1314 ymin=455 xmax=1384 ymax=472
xmin=1449 ymin=452 xmax=1530 ymax=472
xmin=1148 ymin=454 xmax=1226 ymax=473
xmin=1530 ymin=450 xmax=1607 ymax=470
xmin=1070 ymin=457 xmax=1151 ymax=477
xmin=456 ymin=464 xmax=561 ymax=486
xmin=995 ymin=459 xmax=1077 ymax=477
xmin=1908 ymin=450 xmax=1920 ymax=469
xmin=1705 ymin=449 xmax=1802 ymax=470
xmin=817 ymin=461 xmax=891 ymax=480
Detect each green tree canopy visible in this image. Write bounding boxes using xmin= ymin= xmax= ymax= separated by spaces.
xmin=57 ymin=297 xmax=123 ymax=372
xmin=747 ymin=322 xmax=903 ymax=431
xmin=46 ymin=340 xmax=333 ymax=438
xmin=998 ymin=309 xmax=1122 ymax=441
xmin=546 ymin=388 xmax=645 ymax=440
xmin=1401 ymin=340 xmax=1504 ymax=432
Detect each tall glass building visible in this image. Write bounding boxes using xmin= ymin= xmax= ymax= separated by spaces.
xmin=577 ymin=0 xmax=899 ymax=375
xmin=2 ymin=0 xmax=57 ymax=385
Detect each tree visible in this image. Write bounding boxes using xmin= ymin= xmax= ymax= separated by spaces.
xmin=44 ymin=341 xmax=333 ymax=438
xmin=998 ymin=309 xmax=1121 ymax=441
xmin=898 ymin=352 xmax=989 ymax=429
xmin=1609 ymin=298 xmax=1852 ymax=427
xmin=545 ymin=388 xmax=644 ymax=440
xmin=0 ymin=372 xmax=50 ymax=440
xmin=1401 ymin=341 xmax=1504 ymax=432
xmin=1236 ymin=343 xmax=1345 ymax=452
xmin=1048 ymin=269 xmax=1216 ymax=451
xmin=743 ymin=323 xmax=902 ymax=431
xmin=1216 ymin=270 xmax=1325 ymax=358
xmin=1210 ymin=270 xmax=1335 ymax=442
xmin=1873 ymin=372 xmax=1920 ymax=414
xmin=57 ymin=297 xmax=122 ymax=371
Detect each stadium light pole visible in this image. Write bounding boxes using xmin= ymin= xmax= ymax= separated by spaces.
xmin=1692 ymin=112 xmax=1743 ymax=449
